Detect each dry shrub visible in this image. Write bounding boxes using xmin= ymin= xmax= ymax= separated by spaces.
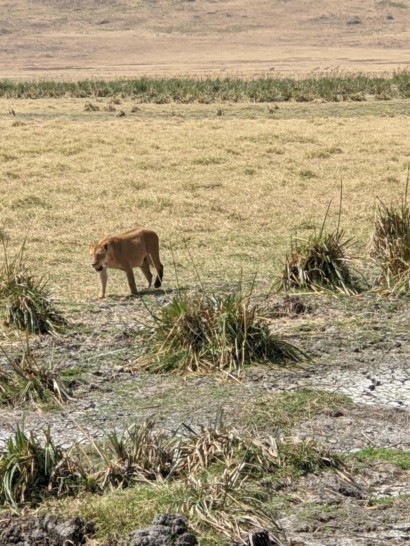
xmin=83 ymin=102 xmax=100 ymax=111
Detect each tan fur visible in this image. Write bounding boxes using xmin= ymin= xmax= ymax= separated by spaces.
xmin=89 ymin=228 xmax=163 ymax=298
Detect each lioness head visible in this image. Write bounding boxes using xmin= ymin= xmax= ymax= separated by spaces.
xmin=89 ymin=241 xmax=110 ymax=272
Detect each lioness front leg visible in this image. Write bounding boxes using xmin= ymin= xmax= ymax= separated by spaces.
xmin=140 ymin=258 xmax=153 ymax=288
xmin=125 ymin=268 xmax=138 ymax=296
xmin=98 ymin=268 xmax=108 ymax=299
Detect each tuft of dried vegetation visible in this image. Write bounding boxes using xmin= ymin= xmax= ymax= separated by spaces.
xmin=0 ymin=239 xmax=66 ymax=334
xmin=134 ymin=285 xmax=307 ymax=374
xmin=279 ymin=229 xmax=356 ymax=294
xmin=278 ymin=195 xmax=359 ymax=294
xmin=371 ymin=179 xmax=410 ymax=294
xmin=84 ymin=101 xmax=100 ymax=111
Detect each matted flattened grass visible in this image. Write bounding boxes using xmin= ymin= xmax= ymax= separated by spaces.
xmin=0 ymin=99 xmax=409 ymax=304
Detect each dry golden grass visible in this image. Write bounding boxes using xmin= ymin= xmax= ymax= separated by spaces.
xmin=0 ymin=98 xmax=409 ymax=304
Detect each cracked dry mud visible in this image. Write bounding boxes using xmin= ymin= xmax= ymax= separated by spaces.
xmin=0 ymin=292 xmax=409 ymax=545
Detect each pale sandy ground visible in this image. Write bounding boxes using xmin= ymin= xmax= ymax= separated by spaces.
xmin=1 ymin=0 xmax=410 ymax=80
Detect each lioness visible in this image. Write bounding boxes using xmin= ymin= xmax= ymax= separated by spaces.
xmin=90 ymin=228 xmax=163 ymax=298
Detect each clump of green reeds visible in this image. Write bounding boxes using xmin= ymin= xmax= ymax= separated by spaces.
xmin=135 ymin=284 xmax=307 ymax=374
xmin=278 ymin=192 xmax=358 ymax=294
xmin=89 ymin=420 xmax=176 ymax=489
xmin=1 ymin=71 xmax=410 ymax=101
xmin=0 ymin=239 xmax=66 ymax=334
xmin=371 ymin=178 xmax=410 ymax=294
xmin=0 ymin=426 xmax=82 ymax=510
xmin=0 ymin=334 xmax=72 ymax=407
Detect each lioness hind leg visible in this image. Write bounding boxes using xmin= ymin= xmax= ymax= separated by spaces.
xmin=148 ymin=254 xmax=163 ymax=288
xmin=140 ymin=258 xmax=153 ymax=288
xmin=125 ymin=267 xmax=138 ymax=295
xmin=154 ymin=264 xmax=164 ymax=288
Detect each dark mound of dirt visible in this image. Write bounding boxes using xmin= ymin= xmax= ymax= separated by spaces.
xmin=121 ymin=514 xmax=197 ymax=546
xmin=0 ymin=514 xmax=92 ymax=546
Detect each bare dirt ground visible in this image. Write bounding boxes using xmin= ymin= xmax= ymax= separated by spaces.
xmin=0 ymin=291 xmax=409 ymax=545
xmin=1 ymin=0 xmax=410 ymax=80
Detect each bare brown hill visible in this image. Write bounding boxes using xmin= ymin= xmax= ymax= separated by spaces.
xmin=1 ymin=0 xmax=410 ymax=80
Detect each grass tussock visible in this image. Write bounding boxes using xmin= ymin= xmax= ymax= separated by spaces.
xmin=0 ymin=426 xmax=82 ymax=511
xmin=371 ymin=182 xmax=410 ymax=294
xmin=135 ymin=286 xmax=307 ymax=374
xmin=279 ymin=229 xmax=356 ymax=294
xmin=0 ymin=334 xmax=72 ymax=407
xmin=278 ymin=193 xmax=359 ymax=294
xmin=0 ymin=240 xmax=66 ymax=334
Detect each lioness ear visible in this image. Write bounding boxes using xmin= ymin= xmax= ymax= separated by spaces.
xmin=103 ymin=243 xmax=109 ymax=251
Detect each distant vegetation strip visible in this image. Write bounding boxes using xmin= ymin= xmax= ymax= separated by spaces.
xmin=1 ymin=72 xmax=410 ymax=101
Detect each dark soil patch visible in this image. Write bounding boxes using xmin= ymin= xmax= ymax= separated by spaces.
xmin=0 ymin=515 xmax=92 ymax=546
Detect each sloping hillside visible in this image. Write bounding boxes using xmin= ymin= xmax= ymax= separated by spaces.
xmin=1 ymin=0 xmax=409 ymax=79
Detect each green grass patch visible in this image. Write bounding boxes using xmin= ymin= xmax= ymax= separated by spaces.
xmin=43 ymin=484 xmax=191 ymax=544
xmin=368 ymin=493 xmax=410 ymax=507
xmin=353 ymin=448 xmax=410 ymax=470
xmin=243 ymin=388 xmax=352 ymax=433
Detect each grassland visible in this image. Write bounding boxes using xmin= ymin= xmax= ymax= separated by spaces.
xmin=0 ymin=85 xmax=410 ymax=545
xmin=1 ymin=95 xmax=409 ymax=305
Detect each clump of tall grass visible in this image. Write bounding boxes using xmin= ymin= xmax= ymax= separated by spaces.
xmin=278 ymin=194 xmax=358 ymax=294
xmin=0 ymin=426 xmax=82 ymax=510
xmin=90 ymin=420 xmax=176 ymax=489
xmin=371 ymin=179 xmax=410 ymax=294
xmin=279 ymin=230 xmax=356 ymax=293
xmin=135 ymin=285 xmax=307 ymax=374
xmin=0 ymin=334 xmax=72 ymax=407
xmin=0 ymin=240 xmax=66 ymax=334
